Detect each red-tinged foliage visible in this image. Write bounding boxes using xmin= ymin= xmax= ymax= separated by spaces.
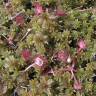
xmin=21 ymin=49 xmax=31 ymax=61
xmin=77 ymin=39 xmax=87 ymax=52
xmin=73 ymin=79 xmax=82 ymax=90
xmin=33 ymin=54 xmax=48 ymax=67
xmin=54 ymin=50 xmax=69 ymax=63
xmin=33 ymin=2 xmax=43 ymax=15
xmin=55 ymin=9 xmax=67 ymax=16
xmin=15 ymin=14 xmax=25 ymax=27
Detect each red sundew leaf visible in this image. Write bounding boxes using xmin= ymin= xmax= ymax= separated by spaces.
xmin=55 ymin=9 xmax=67 ymax=17
xmin=22 ymin=55 xmax=48 ymax=72
xmin=54 ymin=50 xmax=69 ymax=63
xmin=33 ymin=2 xmax=43 ymax=15
xmin=73 ymin=79 xmax=82 ymax=90
xmin=77 ymin=39 xmax=86 ymax=51
xmin=33 ymin=54 xmax=48 ymax=67
xmin=15 ymin=14 xmax=25 ymax=27
xmin=11 ymin=13 xmax=25 ymax=27
xmin=21 ymin=49 xmax=31 ymax=61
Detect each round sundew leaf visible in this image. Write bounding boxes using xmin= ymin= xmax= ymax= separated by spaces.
xmin=35 ymin=57 xmax=44 ymax=66
xmin=21 ymin=49 xmax=31 ymax=61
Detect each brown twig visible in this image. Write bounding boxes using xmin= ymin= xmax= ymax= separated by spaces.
xmin=77 ymin=7 xmax=96 ymax=12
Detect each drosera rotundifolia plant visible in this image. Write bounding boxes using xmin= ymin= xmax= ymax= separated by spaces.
xmin=0 ymin=0 xmax=96 ymax=96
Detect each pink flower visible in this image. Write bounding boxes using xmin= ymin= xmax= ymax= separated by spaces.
xmin=33 ymin=54 xmax=48 ymax=67
xmin=77 ymin=39 xmax=86 ymax=52
xmin=33 ymin=2 xmax=43 ymax=15
xmin=21 ymin=49 xmax=31 ymax=61
xmin=73 ymin=79 xmax=82 ymax=90
xmin=54 ymin=50 xmax=69 ymax=63
xmin=55 ymin=9 xmax=66 ymax=16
